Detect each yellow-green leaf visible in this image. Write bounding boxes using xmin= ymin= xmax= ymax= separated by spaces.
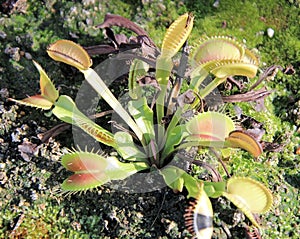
xmin=210 ymin=61 xmax=258 ymax=78
xmin=33 ymin=60 xmax=59 ymax=103
xmin=243 ymin=48 xmax=259 ymax=65
xmin=47 ymin=39 xmax=92 ymax=70
xmin=128 ymin=59 xmax=148 ymax=99
xmin=9 ymin=61 xmax=58 ymax=110
xmin=192 ymin=36 xmax=245 ymax=66
xmin=222 ymin=177 xmax=273 ymax=227
xmin=227 ymin=177 xmax=273 ymax=213
xmin=186 ymin=111 xmax=236 ymax=142
xmin=161 ymin=13 xmax=194 ymax=58
xmin=222 ymin=191 xmax=260 ymax=227
xmin=52 ymin=95 xmax=116 ymax=147
xmin=9 ymin=95 xmax=54 ymax=110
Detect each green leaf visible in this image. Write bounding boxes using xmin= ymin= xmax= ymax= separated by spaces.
xmin=114 ymin=131 xmax=148 ymax=162
xmin=189 ymin=65 xmax=210 ymax=91
xmin=161 ymin=125 xmax=187 ymax=160
xmin=128 ymin=59 xmax=148 ymax=99
xmin=160 ymin=165 xmax=201 ymax=199
xmin=155 ymin=57 xmax=173 ymax=127
xmin=128 ymin=97 xmax=155 ymax=144
xmin=82 ymin=68 xmax=144 ymax=142
xmin=10 ymin=95 xmax=55 ymax=110
xmin=52 ymin=95 xmax=116 ymax=147
xmin=9 ymin=61 xmax=58 ymax=110
xmin=198 ymin=77 xmax=227 ymax=99
xmin=203 ymin=181 xmax=226 ymax=198
xmin=156 ymin=124 xmax=166 ymax=148
xmin=160 ymin=166 xmax=185 ymax=192
xmin=182 ymin=172 xmax=202 ymax=199
xmin=33 ymin=60 xmax=59 ymax=103
xmin=190 ymin=36 xmax=259 ymax=97
xmin=61 ymin=150 xmax=149 ymax=191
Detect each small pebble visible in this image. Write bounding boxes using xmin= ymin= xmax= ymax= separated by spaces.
xmin=213 ymin=0 xmax=220 ymax=7
xmin=70 ymin=6 xmax=78 ymax=14
xmin=4 ymin=46 xmax=21 ymax=61
xmin=82 ymin=0 xmax=95 ymax=6
xmin=24 ymin=52 xmax=32 ymax=60
xmin=0 ymin=163 xmax=6 ymax=169
xmin=0 ymin=172 xmax=8 ymax=184
xmin=69 ymin=32 xmax=79 ymax=39
xmin=86 ymin=18 xmax=93 ymax=26
xmin=15 ymin=36 xmax=21 ymax=44
xmin=30 ymin=189 xmax=38 ymax=201
xmin=0 ymin=31 xmax=7 ymax=39
xmin=267 ymin=28 xmax=275 ymax=38
xmin=82 ymin=9 xmax=90 ymax=16
xmin=157 ymin=3 xmax=166 ymax=11
xmin=11 ymin=132 xmax=21 ymax=142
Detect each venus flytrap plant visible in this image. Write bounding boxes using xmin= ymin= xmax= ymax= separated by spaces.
xmin=10 ymin=13 xmax=275 ymax=239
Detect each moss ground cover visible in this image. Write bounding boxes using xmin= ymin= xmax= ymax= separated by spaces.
xmin=0 ymin=0 xmax=299 ymax=238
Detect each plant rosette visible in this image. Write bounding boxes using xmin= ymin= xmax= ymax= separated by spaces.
xmin=10 ymin=13 xmax=274 ymax=239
